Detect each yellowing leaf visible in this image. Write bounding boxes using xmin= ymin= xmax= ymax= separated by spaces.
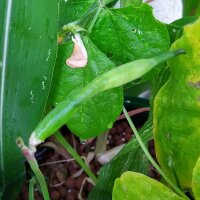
xmin=192 ymin=155 xmax=200 ymax=200
xmin=112 ymin=172 xmax=184 ymax=200
xmin=154 ymin=17 xmax=200 ymax=188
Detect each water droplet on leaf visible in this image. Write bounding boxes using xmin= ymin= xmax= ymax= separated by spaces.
xmin=80 ymin=139 xmax=86 ymax=144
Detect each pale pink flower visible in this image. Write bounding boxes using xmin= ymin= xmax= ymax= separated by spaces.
xmin=66 ymin=34 xmax=88 ymax=68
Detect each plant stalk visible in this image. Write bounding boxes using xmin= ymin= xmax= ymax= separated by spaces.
xmin=29 ymin=177 xmax=36 ymax=200
xmin=16 ymin=138 xmax=50 ymax=200
xmin=95 ymin=130 xmax=109 ymax=155
xmin=122 ymin=106 xmax=189 ymax=200
xmin=88 ymin=1 xmax=103 ymax=33
xmin=54 ymin=132 xmax=98 ymax=183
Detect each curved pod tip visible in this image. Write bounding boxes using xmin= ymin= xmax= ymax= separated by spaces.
xmin=66 ymin=34 xmax=88 ymax=68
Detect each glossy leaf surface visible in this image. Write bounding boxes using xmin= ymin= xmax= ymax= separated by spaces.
xmin=154 ymin=18 xmax=200 ymax=188
xmin=49 ymin=37 xmax=123 ymax=139
xmin=112 ymin=172 xmax=184 ymax=200
xmin=90 ymin=3 xmax=170 ymax=65
xmin=0 ymin=1 xmax=58 ymax=198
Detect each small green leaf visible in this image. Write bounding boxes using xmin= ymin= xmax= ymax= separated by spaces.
xmin=192 ymin=155 xmax=200 ymax=200
xmin=90 ymin=3 xmax=170 ymax=65
xmin=112 ymin=172 xmax=185 ymax=200
xmin=88 ymin=120 xmax=153 ymax=200
xmin=49 ymin=36 xmax=123 ymax=139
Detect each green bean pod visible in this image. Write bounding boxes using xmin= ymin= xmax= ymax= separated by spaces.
xmin=29 ymin=50 xmax=184 ymax=150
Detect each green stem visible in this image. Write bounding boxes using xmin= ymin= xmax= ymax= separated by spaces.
xmin=54 ymin=132 xmax=98 ymax=183
xmin=95 ymin=130 xmax=109 ymax=154
xmin=16 ymin=138 xmax=50 ymax=200
xmin=122 ymin=107 xmax=189 ymax=200
xmin=28 ymin=159 xmax=50 ymax=200
xmin=88 ymin=1 xmax=103 ymax=34
xmin=29 ymin=177 xmax=36 ymax=200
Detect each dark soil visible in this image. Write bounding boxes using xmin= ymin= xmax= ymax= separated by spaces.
xmin=18 ymin=110 xmax=159 ymax=200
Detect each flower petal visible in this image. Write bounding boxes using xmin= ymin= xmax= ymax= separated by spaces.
xmin=66 ymin=34 xmax=88 ymax=68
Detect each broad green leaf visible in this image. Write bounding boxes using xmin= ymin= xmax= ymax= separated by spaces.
xmin=112 ymin=172 xmax=184 ymax=200
xmin=88 ymin=120 xmax=153 ymax=200
xmin=58 ymin=0 xmax=97 ymax=30
xmin=0 ymin=1 xmax=58 ymax=199
xmin=49 ymin=37 xmax=123 ymax=139
xmin=90 ymin=3 xmax=170 ymax=65
xmin=192 ymin=155 xmax=200 ymax=200
xmin=154 ymin=18 xmax=200 ymax=189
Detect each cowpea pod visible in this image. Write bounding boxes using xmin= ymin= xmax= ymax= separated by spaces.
xmin=29 ymin=50 xmax=184 ymax=150
xmin=154 ymin=18 xmax=200 ymax=189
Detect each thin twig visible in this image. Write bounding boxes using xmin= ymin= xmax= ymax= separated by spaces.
xmin=71 ymin=134 xmax=77 ymax=152
xmin=78 ymin=177 xmax=95 ymax=200
xmin=49 ymin=180 xmax=65 ymax=187
xmin=41 ymin=141 xmax=71 ymax=159
xmin=117 ymin=107 xmax=150 ymax=121
xmin=39 ymin=158 xmax=76 ymax=166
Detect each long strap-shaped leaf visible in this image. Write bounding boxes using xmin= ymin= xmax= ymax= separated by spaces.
xmin=0 ymin=1 xmax=58 ymax=199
